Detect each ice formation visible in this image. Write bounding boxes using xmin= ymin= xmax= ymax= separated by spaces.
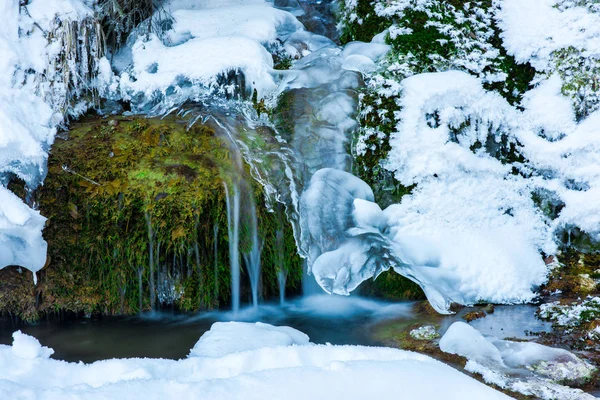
xmin=0 ymin=0 xmax=90 ymax=274
xmin=0 ymin=323 xmax=511 ymax=399
xmin=307 ymin=0 xmax=600 ymax=312
xmin=440 ymin=322 xmax=596 ymax=399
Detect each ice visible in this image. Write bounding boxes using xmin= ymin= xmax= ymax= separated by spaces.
xmin=440 ymin=322 xmax=596 ymax=399
xmin=189 ymin=321 xmax=310 ymax=358
xmin=0 ymin=187 xmax=48 ymax=275
xmin=307 ymin=71 xmax=553 ymax=312
xmin=0 ymin=324 xmax=511 ymax=399
xmin=299 ymin=168 xmax=374 ymax=266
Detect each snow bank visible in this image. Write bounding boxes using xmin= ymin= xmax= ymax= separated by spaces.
xmin=440 ymin=322 xmax=596 ymax=399
xmin=0 ymin=322 xmax=511 ymax=399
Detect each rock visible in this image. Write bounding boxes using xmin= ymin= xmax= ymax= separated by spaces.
xmin=409 ymin=325 xmax=439 ymax=340
xmin=463 ymin=311 xmax=487 ymax=322
xmin=483 ymin=304 xmax=495 ymax=314
xmin=578 ymin=274 xmax=597 ymax=292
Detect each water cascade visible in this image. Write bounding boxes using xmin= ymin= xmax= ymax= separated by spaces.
xmin=213 ymin=223 xmax=219 ymax=302
xmin=243 ymin=197 xmax=262 ymax=308
xmin=275 ymin=208 xmax=287 ymax=305
xmin=224 ymin=182 xmax=241 ymax=314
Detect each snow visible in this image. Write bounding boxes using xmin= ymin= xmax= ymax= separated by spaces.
xmin=440 ymin=322 xmax=596 ymax=399
xmin=0 ymin=323 xmax=512 ymax=399
xmin=119 ymin=0 xmax=304 ymax=112
xmin=497 ymin=0 xmax=600 ymax=71
xmin=189 ymin=321 xmax=309 ymax=358
xmin=315 ymin=0 xmax=600 ymax=311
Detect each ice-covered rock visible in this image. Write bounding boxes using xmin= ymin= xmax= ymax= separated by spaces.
xmin=409 ymin=325 xmax=439 ymax=341
xmin=440 ymin=322 xmax=596 ymax=399
xmin=119 ymin=0 xmax=304 ymax=113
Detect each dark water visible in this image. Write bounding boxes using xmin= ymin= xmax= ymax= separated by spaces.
xmin=0 ymin=296 xmax=414 ymax=363
xmin=0 ymin=296 xmax=552 ymax=363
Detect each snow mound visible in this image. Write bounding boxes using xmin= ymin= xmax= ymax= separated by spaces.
xmin=189 ymin=321 xmax=310 ymax=358
xmin=11 ymin=331 xmax=54 ymax=360
xmin=0 ymin=324 xmax=511 ymax=399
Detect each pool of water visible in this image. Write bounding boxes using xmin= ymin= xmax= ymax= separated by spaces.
xmin=0 ymin=295 xmax=415 ymax=362
xmin=0 ymin=296 xmax=552 ymax=363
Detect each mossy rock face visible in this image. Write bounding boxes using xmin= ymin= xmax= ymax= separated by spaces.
xmin=3 ymin=115 xmax=303 ymax=321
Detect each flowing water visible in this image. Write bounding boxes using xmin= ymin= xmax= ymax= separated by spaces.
xmin=0 ymin=297 xmax=551 ymax=363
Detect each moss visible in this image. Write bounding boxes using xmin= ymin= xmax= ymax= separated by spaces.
xmin=359 ymin=269 xmax=425 ymax=300
xmin=0 ymin=115 xmax=303 ymax=321
xmin=0 ymin=267 xmax=39 ymax=323
xmin=339 ymin=0 xmax=388 ymax=44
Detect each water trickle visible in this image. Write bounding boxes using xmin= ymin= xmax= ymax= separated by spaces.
xmin=275 ymin=205 xmax=287 ymax=305
xmin=213 ymin=223 xmax=219 ymax=302
xmin=243 ymin=196 xmax=262 ymax=308
xmin=224 ymin=182 xmax=241 ymax=314
xmin=144 ymin=212 xmax=156 ymax=310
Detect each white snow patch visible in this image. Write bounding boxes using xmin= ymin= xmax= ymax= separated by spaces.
xmin=0 ymin=323 xmax=512 ymax=399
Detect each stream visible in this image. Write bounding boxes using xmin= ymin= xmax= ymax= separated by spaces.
xmin=0 ymin=296 xmax=551 ymax=363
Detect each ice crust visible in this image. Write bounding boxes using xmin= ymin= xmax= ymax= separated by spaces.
xmin=0 ymin=323 xmax=511 ymax=399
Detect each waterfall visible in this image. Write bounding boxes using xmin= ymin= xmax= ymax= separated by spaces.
xmin=213 ymin=223 xmax=219 ymax=302
xmin=243 ymin=196 xmax=262 ymax=308
xmin=224 ymin=182 xmax=241 ymax=314
xmin=275 ymin=208 xmax=287 ymax=305
xmin=144 ymin=212 xmax=156 ymax=310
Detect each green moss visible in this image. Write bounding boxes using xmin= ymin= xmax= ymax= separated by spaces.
xmin=359 ymin=269 xmax=425 ymax=300
xmin=5 ymin=115 xmax=303 ymax=321
xmin=339 ymin=0 xmax=388 ymax=44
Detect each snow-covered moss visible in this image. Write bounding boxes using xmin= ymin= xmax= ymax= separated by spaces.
xmin=552 ymin=47 xmax=600 ymax=120
xmin=539 ymin=297 xmax=600 ymax=329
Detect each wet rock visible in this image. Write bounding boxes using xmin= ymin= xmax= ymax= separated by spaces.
xmin=463 ymin=311 xmax=487 ymax=322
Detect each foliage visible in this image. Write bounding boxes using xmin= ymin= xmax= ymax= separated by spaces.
xmin=552 ymin=46 xmax=600 ymax=120
xmin=338 ymin=0 xmax=389 ymax=44
xmin=346 ymin=1 xmax=536 ymax=208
